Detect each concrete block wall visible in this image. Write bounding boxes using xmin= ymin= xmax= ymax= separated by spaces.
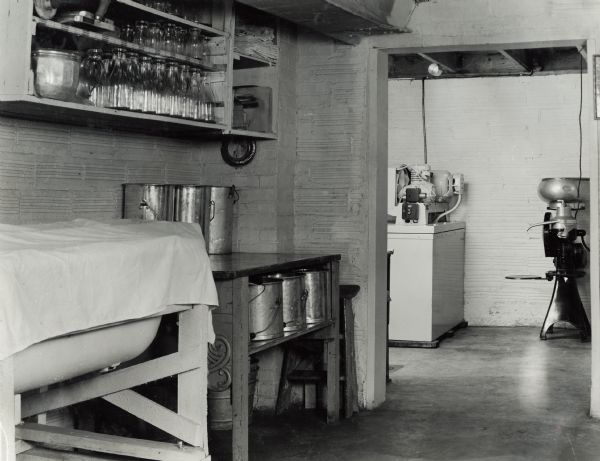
xmin=388 ymin=75 xmax=591 ymax=326
xmin=295 ymin=32 xmax=371 ymax=405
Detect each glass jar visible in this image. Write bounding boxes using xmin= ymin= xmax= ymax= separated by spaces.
xmin=139 ymin=56 xmax=155 ymax=113
xmin=163 ymin=23 xmax=177 ymax=54
xmin=188 ymin=67 xmax=202 ymax=120
xmin=126 ymin=52 xmax=142 ymax=111
xmin=165 ymin=61 xmax=181 ymax=116
xmin=179 ymin=65 xmax=191 ymax=118
xmin=174 ymin=26 xmax=187 ymax=55
xmin=188 ymin=29 xmax=203 ymax=59
xmin=78 ymin=48 xmax=103 ymax=104
xmin=99 ymin=51 xmax=114 ymax=108
xmin=120 ymin=23 xmax=134 ymax=42
xmin=201 ymin=72 xmax=216 ymax=122
xmin=108 ymin=48 xmax=130 ymax=109
xmin=134 ymin=20 xmax=149 ymax=47
xmin=153 ymin=58 xmax=169 ymax=115
xmin=148 ymin=22 xmax=164 ymax=50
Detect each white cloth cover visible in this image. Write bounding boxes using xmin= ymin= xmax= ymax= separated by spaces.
xmin=0 ymin=219 xmax=218 ymax=360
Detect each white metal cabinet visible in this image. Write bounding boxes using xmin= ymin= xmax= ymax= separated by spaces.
xmin=387 ymin=222 xmax=465 ymax=343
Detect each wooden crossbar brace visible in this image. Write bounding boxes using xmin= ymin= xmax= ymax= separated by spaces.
xmin=22 ymin=349 xmax=202 ymax=418
xmin=102 ymin=390 xmax=205 ymax=447
xmin=16 ymin=423 xmax=209 ymax=461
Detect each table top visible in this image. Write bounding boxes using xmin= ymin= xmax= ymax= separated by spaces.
xmin=209 ymin=252 xmax=341 ymax=280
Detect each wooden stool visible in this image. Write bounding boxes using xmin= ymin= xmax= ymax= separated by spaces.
xmin=276 ymin=285 xmax=361 ymax=418
xmin=339 ymin=284 xmax=360 ymax=418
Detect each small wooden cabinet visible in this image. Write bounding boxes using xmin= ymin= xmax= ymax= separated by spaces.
xmin=208 ymin=253 xmax=341 ymax=461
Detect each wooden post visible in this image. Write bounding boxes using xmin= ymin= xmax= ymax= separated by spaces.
xmin=231 ymin=277 xmax=249 ymax=461
xmin=178 ymin=305 xmax=210 ymax=451
xmin=326 ymin=260 xmax=340 ymax=423
xmin=0 ymin=357 xmax=15 ymax=461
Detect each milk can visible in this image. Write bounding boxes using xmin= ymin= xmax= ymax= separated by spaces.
xmin=249 ymin=277 xmax=284 ymax=341
xmin=173 ymin=185 xmax=238 ymax=254
xmin=273 ymin=273 xmax=307 ymax=332
xmin=297 ymin=269 xmax=329 ymax=324
xmin=122 ymin=184 xmax=174 ymax=221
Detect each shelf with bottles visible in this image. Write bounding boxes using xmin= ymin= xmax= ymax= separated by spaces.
xmin=111 ymin=0 xmax=228 ymax=37
xmin=0 ymin=0 xmax=235 ymax=137
xmin=34 ymin=17 xmax=222 ymax=72
xmin=0 ymin=94 xmax=226 ymax=137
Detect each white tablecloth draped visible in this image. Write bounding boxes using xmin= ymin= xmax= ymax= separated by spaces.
xmin=0 ymin=219 xmax=218 ymax=360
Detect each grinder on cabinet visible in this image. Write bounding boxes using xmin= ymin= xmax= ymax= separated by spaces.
xmin=512 ymin=178 xmax=591 ymax=341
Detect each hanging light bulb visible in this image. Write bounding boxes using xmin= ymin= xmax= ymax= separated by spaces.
xmin=427 ymin=63 xmax=443 ymax=77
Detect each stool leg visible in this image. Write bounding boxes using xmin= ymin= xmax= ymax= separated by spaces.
xmin=344 ymin=299 xmax=358 ymax=418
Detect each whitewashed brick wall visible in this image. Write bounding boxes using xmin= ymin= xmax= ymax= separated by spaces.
xmin=294 ymin=32 xmax=371 ymax=405
xmin=388 ymin=75 xmax=591 ymax=326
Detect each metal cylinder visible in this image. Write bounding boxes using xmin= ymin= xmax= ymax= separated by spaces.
xmin=297 ymin=270 xmax=328 ymax=324
xmin=207 ymin=359 xmax=259 ymax=430
xmin=273 ymin=273 xmax=307 ymax=332
xmin=173 ymin=185 xmax=237 ymax=254
xmin=122 ymin=184 xmax=174 ymax=221
xmin=249 ymin=278 xmax=284 ymax=341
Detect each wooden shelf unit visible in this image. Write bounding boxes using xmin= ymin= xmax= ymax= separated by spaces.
xmin=0 ymin=95 xmax=226 ymax=137
xmin=233 ymin=51 xmax=275 ymax=69
xmin=209 ymin=253 xmax=341 ymax=461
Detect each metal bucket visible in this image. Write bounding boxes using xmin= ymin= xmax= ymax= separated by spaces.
xmin=249 ymin=278 xmax=284 ymax=341
xmin=297 ymin=270 xmax=329 ymax=324
xmin=173 ymin=185 xmax=238 ymax=254
xmin=273 ymin=273 xmax=307 ymax=332
xmin=208 ymin=359 xmax=258 ymax=430
xmin=122 ymin=184 xmax=174 ymax=221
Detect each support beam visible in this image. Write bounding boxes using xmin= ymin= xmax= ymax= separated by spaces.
xmin=102 ymin=390 xmax=205 ymax=447
xmin=0 ymin=357 xmax=15 ymax=461
xmin=22 ymin=350 xmax=202 ymax=418
xmin=16 ymin=423 xmax=209 ymax=461
xmin=231 ymin=277 xmax=249 ymax=461
xmin=417 ymin=53 xmax=457 ymax=73
xmin=18 ymin=447 xmax=124 ymax=460
xmin=497 ymin=49 xmax=532 ymax=72
xmin=177 ymin=305 xmax=211 ymax=451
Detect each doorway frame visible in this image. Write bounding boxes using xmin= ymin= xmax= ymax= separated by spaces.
xmin=363 ymin=38 xmax=600 ymax=416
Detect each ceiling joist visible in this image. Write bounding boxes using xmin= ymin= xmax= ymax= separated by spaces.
xmin=497 ymin=50 xmax=532 ymax=73
xmin=417 ymin=53 xmax=457 ymax=73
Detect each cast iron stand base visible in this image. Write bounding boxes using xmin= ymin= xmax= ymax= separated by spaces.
xmin=540 ymin=273 xmax=591 ymax=342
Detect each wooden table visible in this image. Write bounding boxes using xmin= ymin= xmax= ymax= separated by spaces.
xmin=208 ymin=253 xmax=341 ymax=461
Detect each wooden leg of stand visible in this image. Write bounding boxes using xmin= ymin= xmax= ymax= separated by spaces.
xmin=0 ymin=357 xmax=15 ymax=461
xmin=178 ymin=306 xmax=210 ymax=452
xmin=231 ymin=277 xmax=249 ymax=461
xmin=326 ymin=261 xmax=340 ymax=424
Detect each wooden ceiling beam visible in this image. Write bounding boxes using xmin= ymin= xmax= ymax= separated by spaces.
xmin=497 ymin=50 xmax=532 ymax=73
xmin=417 ymin=53 xmax=457 ymax=73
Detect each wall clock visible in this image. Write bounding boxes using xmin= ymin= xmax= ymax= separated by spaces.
xmin=220 ymin=137 xmax=257 ymax=167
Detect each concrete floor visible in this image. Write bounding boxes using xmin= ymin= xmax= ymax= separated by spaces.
xmin=215 ymin=327 xmax=600 ymax=461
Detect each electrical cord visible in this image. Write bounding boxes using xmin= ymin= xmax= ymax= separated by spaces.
xmin=581 ymin=235 xmax=590 ymax=252
xmin=422 ymin=79 xmax=428 ymax=164
xmin=575 ymin=52 xmax=583 ymax=219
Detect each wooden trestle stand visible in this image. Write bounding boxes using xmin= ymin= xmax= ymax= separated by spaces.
xmin=1 ymin=304 xmax=213 ymax=461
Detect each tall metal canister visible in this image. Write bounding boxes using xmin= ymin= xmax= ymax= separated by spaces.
xmin=122 ymin=184 xmax=174 ymax=221
xmin=248 ymin=277 xmax=284 ymax=341
xmin=173 ymin=185 xmax=238 ymax=254
xmin=297 ymin=269 xmax=329 ymax=324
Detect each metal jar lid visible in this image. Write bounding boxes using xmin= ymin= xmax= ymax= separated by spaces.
xmin=32 ymin=49 xmax=82 ymax=62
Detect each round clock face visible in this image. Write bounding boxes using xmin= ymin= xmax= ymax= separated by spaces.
xmin=221 ymin=138 xmax=257 ymax=167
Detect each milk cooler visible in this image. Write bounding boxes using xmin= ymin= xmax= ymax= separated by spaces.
xmin=387 ymin=222 xmax=466 ymax=344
